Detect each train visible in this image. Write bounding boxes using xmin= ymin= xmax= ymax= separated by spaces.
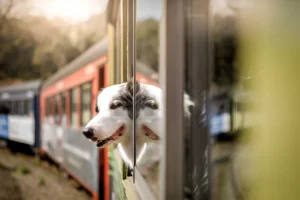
xmin=0 ymin=36 xmax=158 ymax=200
xmin=0 ymin=0 xmax=258 ymax=199
xmin=0 ymin=80 xmax=41 ymax=150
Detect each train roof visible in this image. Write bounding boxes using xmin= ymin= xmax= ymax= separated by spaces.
xmin=0 ymin=80 xmax=41 ymax=101
xmin=42 ymin=37 xmax=108 ymax=89
xmin=42 ymin=36 xmax=158 ymax=89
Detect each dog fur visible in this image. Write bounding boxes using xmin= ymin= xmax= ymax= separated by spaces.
xmin=82 ymin=80 xmax=194 ymax=168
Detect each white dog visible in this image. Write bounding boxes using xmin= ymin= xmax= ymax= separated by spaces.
xmin=82 ymin=80 xmax=162 ymax=168
xmin=82 ymin=80 xmax=194 ymax=168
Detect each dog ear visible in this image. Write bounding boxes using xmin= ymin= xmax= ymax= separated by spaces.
xmin=126 ymin=79 xmax=140 ymax=96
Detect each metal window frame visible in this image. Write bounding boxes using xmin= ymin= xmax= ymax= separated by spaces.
xmin=160 ymin=0 xmax=185 ymax=199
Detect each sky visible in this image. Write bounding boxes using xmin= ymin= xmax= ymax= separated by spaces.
xmin=5 ymin=0 xmax=241 ymax=24
xmin=3 ymin=0 xmax=246 ymax=24
xmin=32 ymin=0 xmax=163 ymax=24
xmin=29 ymin=0 xmax=163 ymax=24
xmin=136 ymin=0 xmax=162 ymax=21
xmin=31 ymin=0 xmax=108 ymax=24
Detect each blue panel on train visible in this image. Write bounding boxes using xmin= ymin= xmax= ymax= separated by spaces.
xmin=210 ymin=114 xmax=223 ymax=135
xmin=0 ymin=115 xmax=9 ymax=139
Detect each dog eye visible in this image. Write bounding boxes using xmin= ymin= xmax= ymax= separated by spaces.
xmin=145 ymin=100 xmax=158 ymax=109
xmin=109 ymin=100 xmax=123 ymax=109
xmin=95 ymin=106 xmax=99 ymax=113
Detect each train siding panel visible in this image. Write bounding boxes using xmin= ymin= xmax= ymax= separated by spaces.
xmin=8 ymin=116 xmax=34 ymax=145
xmin=41 ymin=122 xmax=99 ymax=192
xmin=62 ymin=127 xmax=99 ymax=191
xmin=0 ymin=115 xmax=9 ymax=139
xmin=41 ymin=123 xmax=59 ymax=161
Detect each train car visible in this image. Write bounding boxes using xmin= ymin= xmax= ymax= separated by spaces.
xmin=39 ymin=35 xmax=158 ymax=200
xmin=0 ymin=80 xmax=41 ymax=151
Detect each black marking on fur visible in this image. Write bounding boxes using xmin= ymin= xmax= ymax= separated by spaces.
xmin=109 ymin=100 xmax=124 ymax=110
xmin=95 ymin=91 xmax=101 ymax=113
xmin=110 ymin=80 xmax=158 ymax=119
xmin=94 ymin=80 xmax=158 ymax=120
xmin=126 ymin=79 xmax=140 ymax=96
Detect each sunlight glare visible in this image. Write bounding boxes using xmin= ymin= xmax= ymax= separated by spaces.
xmin=36 ymin=0 xmax=107 ymax=23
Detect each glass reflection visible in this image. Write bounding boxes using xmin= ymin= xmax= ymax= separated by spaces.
xmin=135 ymin=0 xmax=162 ymax=197
xmin=209 ymin=0 xmax=253 ymax=200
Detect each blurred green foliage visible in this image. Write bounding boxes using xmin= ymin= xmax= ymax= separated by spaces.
xmin=136 ymin=18 xmax=159 ymax=72
xmin=39 ymin=175 xmax=46 ymax=186
xmin=15 ymin=165 xmax=31 ymax=175
xmin=0 ymin=0 xmax=105 ymax=83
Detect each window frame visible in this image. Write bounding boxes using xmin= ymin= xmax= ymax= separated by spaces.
xmin=159 ymin=0 xmax=185 ymax=199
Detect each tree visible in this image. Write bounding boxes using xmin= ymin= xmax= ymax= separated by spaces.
xmin=136 ymin=18 xmax=159 ymax=72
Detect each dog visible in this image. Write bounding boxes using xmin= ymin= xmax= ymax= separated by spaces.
xmin=82 ymin=80 xmax=194 ymax=169
xmin=82 ymin=80 xmax=162 ymax=168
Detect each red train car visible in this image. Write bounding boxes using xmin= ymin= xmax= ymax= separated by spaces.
xmin=39 ymin=37 xmax=158 ymax=200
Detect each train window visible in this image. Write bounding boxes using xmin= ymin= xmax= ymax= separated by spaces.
xmin=24 ymin=100 xmax=30 ymax=115
xmin=5 ymin=102 xmax=11 ymax=114
xmin=10 ymin=101 xmax=15 ymax=115
xmin=19 ymin=101 xmax=24 ymax=115
xmin=61 ymin=92 xmax=67 ymax=126
xmin=135 ymin=0 xmax=162 ymax=197
xmin=81 ymin=82 xmax=91 ymax=126
xmin=70 ymin=88 xmax=78 ymax=128
xmin=49 ymin=96 xmax=55 ymax=123
xmin=46 ymin=97 xmax=52 ymax=117
xmin=15 ymin=101 xmax=19 ymax=115
xmin=54 ymin=95 xmax=60 ymax=124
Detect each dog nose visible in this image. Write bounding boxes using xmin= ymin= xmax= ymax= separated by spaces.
xmin=82 ymin=127 xmax=94 ymax=138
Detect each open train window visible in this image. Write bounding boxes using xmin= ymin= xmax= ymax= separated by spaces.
xmin=19 ymin=101 xmax=24 ymax=115
xmin=61 ymin=92 xmax=67 ymax=126
xmin=12 ymin=101 xmax=18 ymax=115
xmin=54 ymin=95 xmax=60 ymax=125
xmin=81 ymin=82 xmax=92 ymax=126
xmin=70 ymin=88 xmax=78 ymax=128
xmin=4 ymin=102 xmax=11 ymax=114
xmin=24 ymin=100 xmax=30 ymax=115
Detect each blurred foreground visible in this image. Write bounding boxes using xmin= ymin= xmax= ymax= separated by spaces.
xmin=0 ymin=146 xmax=90 ymax=200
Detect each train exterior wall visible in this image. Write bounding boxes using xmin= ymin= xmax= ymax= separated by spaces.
xmin=0 ymin=115 xmax=9 ymax=139
xmin=40 ymin=56 xmax=107 ymax=194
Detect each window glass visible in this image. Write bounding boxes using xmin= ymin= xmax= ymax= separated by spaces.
xmin=11 ymin=101 xmax=15 ymax=115
xmin=81 ymin=82 xmax=91 ymax=126
xmin=5 ymin=102 xmax=11 ymax=114
xmin=70 ymin=88 xmax=78 ymax=128
xmin=46 ymin=98 xmax=50 ymax=117
xmin=61 ymin=92 xmax=67 ymax=126
xmin=209 ymin=1 xmax=253 ymax=199
xmin=20 ymin=101 xmax=24 ymax=115
xmin=48 ymin=97 xmax=55 ymax=123
xmin=24 ymin=100 xmax=30 ymax=115
xmin=182 ymin=0 xmax=252 ymax=199
xmin=54 ymin=95 xmax=60 ymax=124
xmin=14 ymin=101 xmax=19 ymax=115
xmin=183 ymin=1 xmax=210 ymax=199
xmin=135 ymin=0 xmax=162 ymax=196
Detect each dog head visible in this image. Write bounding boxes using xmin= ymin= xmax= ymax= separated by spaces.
xmin=82 ymin=80 xmax=162 ymax=152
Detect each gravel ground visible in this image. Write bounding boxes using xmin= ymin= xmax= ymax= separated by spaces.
xmin=0 ymin=147 xmax=91 ymax=200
